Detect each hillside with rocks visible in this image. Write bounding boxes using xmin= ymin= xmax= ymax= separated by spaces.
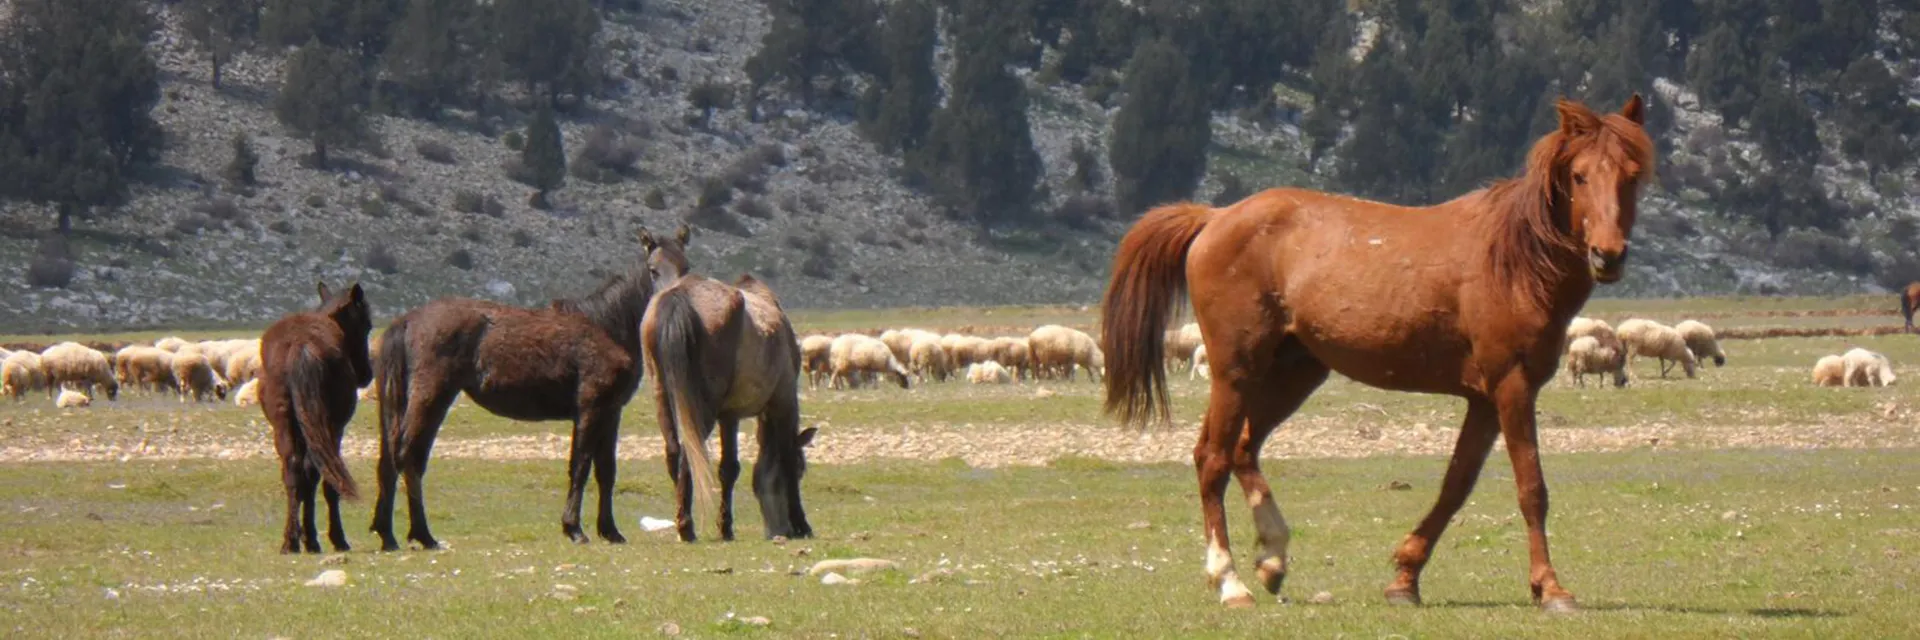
xmin=2 ymin=0 xmax=1919 ymax=332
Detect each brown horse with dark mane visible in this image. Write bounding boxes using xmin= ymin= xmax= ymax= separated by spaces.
xmin=1100 ymin=95 xmax=1654 ymax=611
xmin=259 ymin=281 xmax=375 ymax=554
xmin=369 ymin=227 xmax=685 ymax=550
xmin=1901 ymin=281 xmax=1920 ymax=332
xmin=642 ymin=254 xmax=815 ymax=543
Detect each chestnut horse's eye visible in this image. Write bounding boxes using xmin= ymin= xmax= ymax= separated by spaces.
xmin=1572 ymin=172 xmax=1587 ymax=186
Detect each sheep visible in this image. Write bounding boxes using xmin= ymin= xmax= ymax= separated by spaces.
xmin=153 ymin=336 xmax=190 ymax=352
xmin=1029 ymin=325 xmax=1103 ymax=381
xmin=171 ymin=351 xmax=231 ymax=403
xmin=40 ymin=342 xmax=119 ymax=400
xmin=233 ymin=378 xmax=261 ymax=408
xmin=1842 ymin=348 xmax=1897 ymax=387
xmin=2 ymin=351 xmax=48 ymax=400
xmin=1674 ymin=320 xmax=1726 ymax=367
xmin=967 ymin=360 xmax=1013 ymax=384
xmin=800 ymin=335 xmax=834 ymax=390
xmin=909 ymin=335 xmax=952 ymax=383
xmin=1811 ymin=355 xmax=1846 ymax=387
xmin=223 ymin=343 xmax=263 ymax=387
xmin=1068 ymin=329 xmax=1105 ymax=382
xmin=1615 ymin=319 xmax=1696 ymax=379
xmin=829 ymin=334 xmax=910 ymax=389
xmin=1190 ymin=344 xmax=1211 ymax=381
xmin=983 ymin=337 xmax=1032 ymax=381
xmin=1566 ymin=317 xmax=1621 ymax=350
xmin=1564 ymin=336 xmax=1629 ymax=388
xmin=879 ymin=329 xmax=917 ymax=366
xmin=1165 ymin=322 xmax=1204 ymax=371
xmin=55 ymin=388 xmax=91 ymax=408
xmin=114 ymin=345 xmax=176 ymax=395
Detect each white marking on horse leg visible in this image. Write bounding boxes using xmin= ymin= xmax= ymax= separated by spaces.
xmin=1206 ymin=535 xmax=1254 ymax=605
xmin=1248 ymin=491 xmax=1291 ymax=592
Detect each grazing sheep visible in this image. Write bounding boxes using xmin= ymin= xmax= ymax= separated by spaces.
xmin=1812 ymin=355 xmax=1846 ymax=387
xmin=1564 ymin=336 xmax=1628 ymax=388
xmin=153 ymin=336 xmax=190 ymax=352
xmin=909 ymin=336 xmax=952 ymax=383
xmin=879 ymin=329 xmax=916 ymax=366
xmin=233 ymin=378 xmax=261 ymax=408
xmin=1566 ymin=316 xmax=1622 ymax=351
xmin=1615 ymin=319 xmax=1696 ymax=379
xmin=829 ymin=334 xmax=910 ymax=389
xmin=967 ymin=360 xmax=1013 ymax=384
xmin=40 ymin=342 xmax=119 ymax=400
xmin=171 ymin=351 xmax=231 ymax=403
xmin=984 ymin=337 xmax=1032 ymax=381
xmin=2 ymin=351 xmax=48 ymax=400
xmin=1674 ymin=320 xmax=1726 ymax=367
xmin=114 ymin=345 xmax=177 ymax=394
xmin=55 ymin=388 xmax=91 ymax=408
xmin=224 ymin=344 xmax=263 ymax=387
xmin=1068 ymin=329 xmax=1105 ymax=382
xmin=800 ymin=335 xmax=834 ymax=390
xmin=1190 ymin=344 xmax=1211 ymax=380
xmin=1842 ymin=348 xmax=1897 ymax=387
xmin=1165 ymin=322 xmax=1203 ymax=371
xmin=1028 ymin=325 xmax=1102 ymax=381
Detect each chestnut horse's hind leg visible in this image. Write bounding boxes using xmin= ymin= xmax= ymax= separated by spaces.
xmin=1386 ymin=397 xmax=1499 ymax=605
xmin=1194 ymin=379 xmax=1256 ymax=607
xmin=1235 ymin=363 xmax=1329 ymax=600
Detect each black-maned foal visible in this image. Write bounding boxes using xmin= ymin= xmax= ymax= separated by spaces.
xmin=260 ymin=281 xmax=376 ymax=554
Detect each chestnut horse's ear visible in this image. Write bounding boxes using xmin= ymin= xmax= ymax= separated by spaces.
xmin=637 ymin=227 xmax=657 ymax=252
xmin=674 ymin=223 xmax=692 ymax=247
xmin=1555 ymin=98 xmax=1601 ymax=137
xmin=1620 ymin=93 xmax=1646 ymax=125
xmin=317 ymin=281 xmax=333 ymax=301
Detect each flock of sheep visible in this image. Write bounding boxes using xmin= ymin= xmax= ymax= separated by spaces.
xmin=0 ymin=337 xmax=266 ymax=408
xmin=797 ymin=325 xmax=1106 ymax=390
xmin=1559 ymin=316 xmax=1897 ymax=389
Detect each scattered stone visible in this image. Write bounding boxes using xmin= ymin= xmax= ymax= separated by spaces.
xmin=573 ymin=606 xmax=597 ymax=614
xmin=639 ymin=516 xmax=675 ymax=532
xmin=1720 ymin=510 xmax=1739 ymax=521
xmin=321 ymin=554 xmax=349 ymax=566
xmin=551 ymin=583 xmax=579 ymax=601
xmin=658 ymin=622 xmax=681 ymax=636
xmin=304 ymin=569 xmax=347 ymax=588
xmin=743 ymin=616 xmax=772 ymax=627
xmin=808 ymin=558 xmax=898 ymax=576
xmin=708 ymin=567 xmax=734 ymax=575
xmin=902 ymin=628 xmax=922 ymax=638
xmin=1033 ymin=387 xmax=1057 ymax=399
xmin=820 ymin=572 xmax=856 ymax=585
xmin=1309 ymin=591 xmax=1335 ymax=604
xmin=1125 ymin=520 xmax=1151 ymax=530
xmin=1385 ymin=480 xmax=1413 ymax=491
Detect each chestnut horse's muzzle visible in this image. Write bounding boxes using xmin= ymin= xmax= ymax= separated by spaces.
xmin=1589 ymin=245 xmax=1628 ymax=283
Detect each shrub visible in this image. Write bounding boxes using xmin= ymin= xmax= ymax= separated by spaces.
xmin=365 ymin=243 xmax=400 ymax=274
xmin=723 ymin=162 xmax=766 ymax=194
xmin=173 ymin=216 xmax=213 ymax=235
xmin=502 ymin=130 xmax=525 ymax=151
xmin=574 ymin=123 xmax=642 ymax=180
xmin=377 ymin=182 xmax=406 ymax=203
xmin=686 ymin=207 xmax=751 ymax=237
xmin=197 ymin=197 xmax=245 ymax=221
xmin=799 ymin=234 xmax=838 ymax=279
xmin=735 ymin=196 xmax=774 ymax=220
xmin=1772 ymin=229 xmax=1872 ymax=274
xmin=268 ymin=220 xmax=296 ymax=234
xmin=446 ymin=248 xmax=475 ymax=270
xmin=415 ymin=139 xmax=457 ymax=164
xmin=304 ymin=194 xmax=327 ymax=209
xmin=25 ymin=238 xmax=75 ymax=289
xmin=459 ymin=226 xmax=486 ymax=243
xmin=453 ymin=190 xmax=485 ymax=214
xmin=645 ymin=188 xmax=669 ymax=210
xmin=223 ymin=133 xmax=259 ymax=188
xmin=1213 ymin=173 xmax=1252 ymax=206
xmin=1052 ymin=195 xmax=1113 ymax=230
xmin=482 ymin=195 xmax=506 ymax=218
xmin=511 ymin=229 xmax=535 ymax=248
xmin=697 ymin=176 xmax=734 ymax=210
xmin=360 ymin=197 xmax=390 ymax=218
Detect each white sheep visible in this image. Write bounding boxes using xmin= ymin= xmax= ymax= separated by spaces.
xmin=153 ymin=336 xmax=190 ymax=352
xmin=171 ymin=351 xmax=231 ymax=403
xmin=223 ymin=341 xmax=263 ymax=387
xmin=114 ymin=345 xmax=176 ymax=395
xmin=1190 ymin=344 xmax=1211 ymax=381
xmin=40 ymin=342 xmax=119 ymax=400
xmin=799 ymin=335 xmax=834 ymax=390
xmin=1566 ymin=316 xmax=1621 ymax=350
xmin=233 ymin=378 xmax=261 ymax=408
xmin=1674 ymin=320 xmax=1726 ymax=367
xmin=983 ymin=337 xmax=1032 ymax=381
xmin=829 ymin=334 xmax=910 ymax=389
xmin=55 ymin=388 xmax=91 ymax=408
xmin=1841 ymin=348 xmax=1896 ymax=387
xmin=1811 ymin=355 xmax=1846 ymax=387
xmin=909 ymin=336 xmax=951 ymax=383
xmin=967 ymin=360 xmax=1012 ymax=384
xmin=1564 ymin=336 xmax=1628 ymax=388
xmin=2 ymin=351 xmax=48 ymax=400
xmin=1615 ymin=319 xmax=1696 ymax=379
xmin=1165 ymin=322 xmax=1204 ymax=371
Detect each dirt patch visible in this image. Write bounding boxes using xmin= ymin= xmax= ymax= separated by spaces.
xmin=3 ymin=416 xmax=1914 ymax=467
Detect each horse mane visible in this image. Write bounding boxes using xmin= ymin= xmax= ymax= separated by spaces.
xmin=1477 ymin=104 xmax=1655 ymax=310
xmin=553 ymin=261 xmax=655 ymax=353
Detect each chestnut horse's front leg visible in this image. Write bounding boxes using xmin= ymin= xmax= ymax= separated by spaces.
xmin=1494 ymin=378 xmax=1578 ymax=612
xmin=1387 ymin=397 xmax=1498 ymax=605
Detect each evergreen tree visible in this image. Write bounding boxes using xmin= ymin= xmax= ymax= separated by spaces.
xmin=1835 ymin=57 xmax=1916 ymax=177
xmin=261 ymin=0 xmax=403 ymax=62
xmin=1108 ymin=38 xmax=1212 ymax=217
xmin=1335 ymin=43 xmax=1441 ymax=204
xmin=687 ymin=81 xmax=736 ymax=129
xmin=384 ymin=0 xmax=487 ymax=116
xmin=0 ymin=0 xmax=162 ymax=234
xmin=182 ymin=0 xmax=258 ymax=89
xmin=223 ymin=132 xmax=260 ymax=188
xmin=913 ymin=13 xmax=1042 ymax=224
xmin=1748 ymin=86 xmax=1820 ymax=169
xmin=274 ymin=39 xmax=369 ymax=169
xmin=746 ymin=0 xmax=884 ymax=102
xmin=521 ymin=100 xmax=567 ymax=208
xmin=861 ymin=0 xmax=939 ymax=153
xmin=493 ymin=0 xmax=602 ymax=101
xmin=1686 ymin=24 xmax=1763 ymax=124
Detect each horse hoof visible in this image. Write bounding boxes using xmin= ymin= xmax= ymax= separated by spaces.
xmin=601 ymin=531 xmax=628 ymax=544
xmin=1540 ymin=597 xmax=1579 ymax=614
xmin=1383 ymin=589 xmax=1422 ymax=606
xmin=1256 ymin=566 xmax=1286 ymax=596
xmin=1222 ymin=593 xmax=1258 ymax=609
xmin=379 ymin=542 xmax=401 ymax=552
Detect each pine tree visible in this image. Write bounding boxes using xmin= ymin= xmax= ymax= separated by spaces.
xmin=521 ymin=100 xmax=567 ymax=208
xmin=745 ymin=0 xmax=884 ymax=102
xmin=494 ymin=0 xmax=602 ymax=101
xmin=223 ymin=132 xmax=259 ymax=187
xmin=912 ymin=12 xmax=1042 ymax=224
xmin=861 ymin=0 xmax=939 ymax=153
xmin=1835 ymin=57 xmax=1916 ymax=178
xmin=384 ymin=0 xmax=486 ymax=116
xmin=262 ymin=0 xmax=402 ymax=62
xmin=182 ymin=0 xmax=258 ymax=89
xmin=1686 ymin=24 xmax=1763 ymax=124
xmin=1109 ymin=38 xmax=1212 ymax=217
xmin=1748 ymin=85 xmax=1820 ymax=170
xmin=274 ymin=39 xmax=369 ymax=169
xmin=0 ymin=0 xmax=163 ymax=234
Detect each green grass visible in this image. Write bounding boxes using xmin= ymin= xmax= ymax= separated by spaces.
xmin=2 ymin=450 xmax=1916 ymax=638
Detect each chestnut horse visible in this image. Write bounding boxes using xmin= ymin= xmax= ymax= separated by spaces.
xmin=1101 ymin=95 xmax=1653 ymax=611
xmin=643 ymin=265 xmax=815 ymax=543
xmin=259 ymin=281 xmax=375 ymax=554
xmin=370 ymin=226 xmax=686 ymax=550
xmin=1901 ymin=281 xmax=1920 ymax=332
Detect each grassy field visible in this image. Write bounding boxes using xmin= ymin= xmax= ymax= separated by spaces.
xmin=3 ymin=296 xmax=1919 ymax=637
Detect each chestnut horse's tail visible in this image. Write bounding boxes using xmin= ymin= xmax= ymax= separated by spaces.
xmin=287 ymin=346 xmax=359 ymax=499
xmin=1101 ymin=202 xmax=1216 ymax=429
xmin=646 ymin=286 xmax=721 ymax=535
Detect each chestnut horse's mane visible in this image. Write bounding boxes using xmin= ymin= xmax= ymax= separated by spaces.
xmin=1474 ymin=103 xmax=1655 ymax=310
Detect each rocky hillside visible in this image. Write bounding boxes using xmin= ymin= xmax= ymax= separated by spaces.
xmin=0 ymin=0 xmax=1914 ymax=332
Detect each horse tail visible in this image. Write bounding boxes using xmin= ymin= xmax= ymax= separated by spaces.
xmin=647 ymin=287 xmax=721 ymax=535
xmin=1101 ymin=202 xmax=1215 ymax=429
xmin=376 ymin=321 xmax=410 ymax=464
xmin=288 ymin=346 xmax=359 ymax=499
